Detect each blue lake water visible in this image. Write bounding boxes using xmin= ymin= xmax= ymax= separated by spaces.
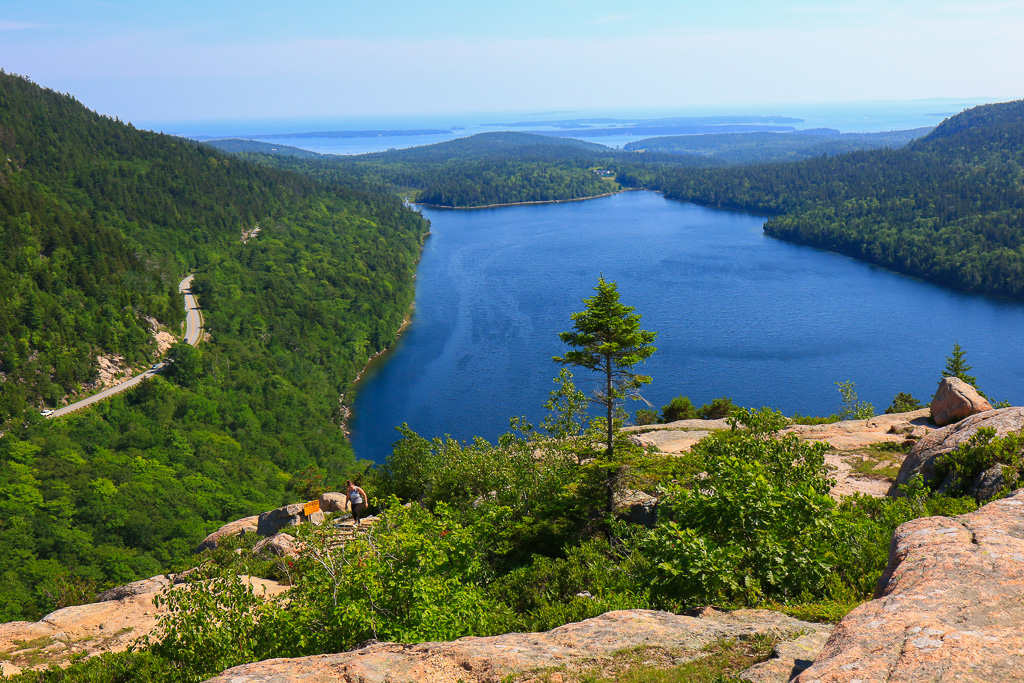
xmin=349 ymin=191 xmax=1024 ymax=463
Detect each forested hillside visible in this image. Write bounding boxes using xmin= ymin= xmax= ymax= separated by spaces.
xmin=623 ymin=127 xmax=931 ymax=164
xmin=615 ymin=100 xmax=1024 ymax=298
xmin=211 ymin=132 xmax=622 ymax=207
xmin=0 ymin=73 xmax=427 ymax=620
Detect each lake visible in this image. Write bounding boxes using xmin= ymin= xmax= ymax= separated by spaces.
xmin=349 ymin=191 xmax=1024 ymax=463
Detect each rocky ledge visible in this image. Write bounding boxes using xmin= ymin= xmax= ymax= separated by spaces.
xmin=0 ymin=575 xmax=285 ymax=676
xmin=625 ymin=409 xmax=937 ymax=499
xmin=796 ymin=488 xmax=1024 ymax=681
xmin=205 ymin=608 xmax=831 ymax=683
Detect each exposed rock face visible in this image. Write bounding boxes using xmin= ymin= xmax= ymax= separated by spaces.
xmin=628 ymin=429 xmax=715 ymax=453
xmin=197 ymin=514 xmax=260 ymax=552
xmin=972 ymin=464 xmax=1010 ymax=502
xmin=307 ymin=510 xmax=326 ymax=526
xmin=613 ymin=489 xmax=658 ymax=527
xmin=205 ymin=608 xmax=830 ymax=683
xmin=929 ymin=376 xmax=992 ymax=426
xmin=254 ymin=533 xmax=300 ymax=558
xmin=319 ymin=492 xmax=348 ymax=512
xmin=890 ymin=407 xmax=1024 ymax=495
xmin=95 ymin=575 xmax=173 ymax=602
xmin=257 ymin=503 xmax=307 ymax=537
xmin=796 ymin=488 xmax=1024 ymax=682
xmin=0 ymin=575 xmax=285 ymax=674
xmin=741 ymin=629 xmax=832 ymax=682
xmin=781 ymin=410 xmax=934 ymax=451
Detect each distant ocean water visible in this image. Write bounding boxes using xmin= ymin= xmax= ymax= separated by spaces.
xmin=144 ymin=98 xmax=995 ymax=155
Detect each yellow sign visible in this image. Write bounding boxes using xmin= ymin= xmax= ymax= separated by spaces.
xmin=304 ymin=500 xmax=320 ymax=516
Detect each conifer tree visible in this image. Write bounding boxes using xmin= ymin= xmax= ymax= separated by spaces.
xmin=554 ymin=277 xmax=657 ymax=459
xmin=943 ymin=342 xmax=978 ymax=387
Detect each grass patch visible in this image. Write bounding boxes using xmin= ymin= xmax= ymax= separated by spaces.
xmin=761 ymin=599 xmax=862 ymax=624
xmin=869 ymin=441 xmax=913 ymax=454
xmin=564 ymin=635 xmax=779 ymax=683
xmin=790 ymin=414 xmax=838 ymax=425
xmin=850 ymin=455 xmax=901 ymax=482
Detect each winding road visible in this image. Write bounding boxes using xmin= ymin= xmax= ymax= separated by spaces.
xmin=45 ymin=275 xmax=203 ymax=419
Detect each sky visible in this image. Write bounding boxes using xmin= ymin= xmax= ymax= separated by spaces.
xmin=2 ymin=0 xmax=1023 ymax=126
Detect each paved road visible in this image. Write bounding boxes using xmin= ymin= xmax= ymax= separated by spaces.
xmin=45 ymin=275 xmax=203 ymax=419
xmin=180 ymin=274 xmax=204 ymax=346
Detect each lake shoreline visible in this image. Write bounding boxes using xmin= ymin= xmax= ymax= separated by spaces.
xmin=416 ymin=188 xmax=634 ymax=210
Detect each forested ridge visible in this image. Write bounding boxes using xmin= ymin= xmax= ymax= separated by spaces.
xmin=0 ymin=73 xmax=427 ymax=620
xmin=613 ymin=100 xmax=1024 ymax=297
xmin=623 ymin=127 xmax=931 ymax=164
xmin=209 ymin=132 xmax=623 ymax=207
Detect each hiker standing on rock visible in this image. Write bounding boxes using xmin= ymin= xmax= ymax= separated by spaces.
xmin=346 ymin=480 xmax=368 ymax=526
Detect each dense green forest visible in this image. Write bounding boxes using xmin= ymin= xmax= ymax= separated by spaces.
xmin=0 ymin=73 xmax=427 ymax=620
xmin=611 ymin=100 xmax=1024 ymax=298
xmin=208 ymin=132 xmax=623 ymax=207
xmin=623 ymin=127 xmax=931 ymax=164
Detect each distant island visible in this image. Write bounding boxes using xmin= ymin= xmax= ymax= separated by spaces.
xmin=191 ymin=128 xmax=452 ymax=141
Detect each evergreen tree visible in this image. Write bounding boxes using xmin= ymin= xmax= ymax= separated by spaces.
xmin=944 ymin=342 xmax=978 ymax=387
xmin=553 ymin=277 xmax=657 ymax=459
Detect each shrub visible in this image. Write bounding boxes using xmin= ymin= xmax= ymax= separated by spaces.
xmin=697 ymin=396 xmax=736 ymax=420
xmin=273 ymin=499 xmax=512 ymax=654
xmin=660 ymin=396 xmax=698 ymax=422
xmin=635 ymin=408 xmax=659 ymax=425
xmin=933 ymin=428 xmax=1024 ymax=495
xmin=885 ymin=392 xmax=924 ymax=414
xmin=634 ymin=408 xmax=838 ymax=607
xmin=833 ymin=381 xmax=874 ymax=420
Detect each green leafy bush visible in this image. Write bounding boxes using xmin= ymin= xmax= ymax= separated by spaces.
xmin=660 ymin=396 xmax=698 ymax=422
xmin=634 ymin=409 xmax=838 ymax=606
xmin=934 ymin=428 xmax=1024 ymax=495
xmin=698 ymin=396 xmax=737 ymax=420
xmin=833 ymin=381 xmax=875 ymax=420
xmin=885 ymin=392 xmax=924 ymax=414
xmin=635 ymin=408 xmax=659 ymax=425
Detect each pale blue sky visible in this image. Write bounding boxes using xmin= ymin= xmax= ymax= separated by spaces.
xmin=2 ymin=0 xmax=1022 ymax=124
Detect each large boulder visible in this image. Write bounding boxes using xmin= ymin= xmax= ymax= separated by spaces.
xmin=196 ymin=514 xmax=259 ymax=553
xmin=889 ymin=406 xmax=1024 ymax=495
xmin=256 ymin=503 xmax=306 ymax=537
xmin=205 ymin=608 xmax=830 ymax=683
xmin=929 ymin=376 xmax=992 ymax=427
xmin=795 ymin=488 xmax=1024 ymax=682
xmin=319 ymin=492 xmax=348 ymax=513
xmin=613 ymin=489 xmax=658 ymax=527
xmin=253 ymin=533 xmax=300 ymax=558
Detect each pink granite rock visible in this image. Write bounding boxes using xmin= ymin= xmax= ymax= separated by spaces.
xmin=205 ymin=608 xmax=829 ymax=683
xmin=890 ymin=406 xmax=1024 ymax=495
xmin=929 ymin=377 xmax=992 ymax=427
xmin=796 ymin=488 xmax=1024 ymax=682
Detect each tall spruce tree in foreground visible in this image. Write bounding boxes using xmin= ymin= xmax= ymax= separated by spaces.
xmin=554 ymin=277 xmax=657 ymax=459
